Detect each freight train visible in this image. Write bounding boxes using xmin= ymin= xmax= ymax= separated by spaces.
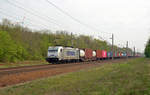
xmin=46 ymin=46 xmax=135 ymax=64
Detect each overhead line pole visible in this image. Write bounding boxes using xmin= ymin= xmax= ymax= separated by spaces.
xmin=111 ymin=34 xmax=114 ymax=60
xmin=134 ymin=46 xmax=136 ymax=57
xmin=126 ymin=41 xmax=128 ymax=59
xmin=71 ymin=32 xmax=73 ymax=47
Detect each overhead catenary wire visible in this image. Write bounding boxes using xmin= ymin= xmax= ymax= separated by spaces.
xmin=6 ymin=0 xmax=64 ymax=29
xmin=45 ymin=0 xmax=137 ymax=52
xmin=0 ymin=10 xmax=49 ymax=30
xmin=45 ymin=0 xmax=112 ymax=35
xmin=5 ymin=0 xmax=111 ymax=41
xmin=0 ymin=11 xmax=45 ymax=28
xmin=114 ymin=34 xmax=132 ymax=49
xmin=45 ymin=0 xmax=115 ymax=48
xmin=0 ymin=11 xmax=47 ymax=29
xmin=11 ymin=0 xmax=64 ymax=26
xmin=4 ymin=0 xmax=132 ymax=51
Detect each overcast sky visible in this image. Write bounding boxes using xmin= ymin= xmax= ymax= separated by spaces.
xmin=1 ymin=0 xmax=150 ymax=52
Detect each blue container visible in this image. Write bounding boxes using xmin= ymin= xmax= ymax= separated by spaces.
xmin=107 ymin=52 xmax=113 ymax=57
xmin=123 ymin=52 xmax=127 ymax=57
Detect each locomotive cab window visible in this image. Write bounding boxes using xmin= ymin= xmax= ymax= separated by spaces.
xmin=48 ymin=50 xmax=58 ymax=52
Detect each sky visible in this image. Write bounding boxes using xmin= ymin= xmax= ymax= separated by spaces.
xmin=0 ymin=0 xmax=150 ymax=52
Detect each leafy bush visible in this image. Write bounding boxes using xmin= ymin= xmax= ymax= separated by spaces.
xmin=0 ymin=31 xmax=28 ymax=62
xmin=145 ymin=39 xmax=150 ymax=58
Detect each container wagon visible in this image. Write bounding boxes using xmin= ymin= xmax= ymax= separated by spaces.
xmin=80 ymin=48 xmax=93 ymax=61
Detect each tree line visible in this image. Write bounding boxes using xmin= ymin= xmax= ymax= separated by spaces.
xmin=0 ymin=19 xmax=133 ymax=62
xmin=145 ymin=38 xmax=150 ymax=58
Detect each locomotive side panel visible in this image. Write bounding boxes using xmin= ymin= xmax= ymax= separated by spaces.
xmin=61 ymin=47 xmax=79 ymax=60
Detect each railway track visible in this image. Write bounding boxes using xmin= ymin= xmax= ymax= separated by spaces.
xmin=0 ymin=58 xmax=128 ymax=77
xmin=0 ymin=58 xmax=134 ymax=87
xmin=0 ymin=61 xmax=100 ymax=77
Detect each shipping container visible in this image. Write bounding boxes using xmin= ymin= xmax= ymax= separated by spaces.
xmin=122 ymin=52 xmax=127 ymax=57
xmin=102 ymin=50 xmax=107 ymax=58
xmin=117 ymin=52 xmax=120 ymax=57
xmin=85 ymin=48 xmax=93 ymax=59
xmin=113 ymin=52 xmax=117 ymax=57
xmin=127 ymin=52 xmax=131 ymax=57
xmin=120 ymin=52 xmax=122 ymax=57
xmin=96 ymin=50 xmax=102 ymax=58
xmin=117 ymin=52 xmax=122 ymax=57
xmin=96 ymin=50 xmax=107 ymax=58
xmin=119 ymin=52 xmax=122 ymax=57
xmin=107 ymin=52 xmax=113 ymax=58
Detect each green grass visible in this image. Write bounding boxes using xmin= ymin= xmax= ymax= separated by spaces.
xmin=0 ymin=61 xmax=48 ymax=68
xmin=0 ymin=58 xmax=150 ymax=95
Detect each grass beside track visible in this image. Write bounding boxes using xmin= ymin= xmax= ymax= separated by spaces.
xmin=0 ymin=61 xmax=48 ymax=68
xmin=0 ymin=58 xmax=150 ymax=95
